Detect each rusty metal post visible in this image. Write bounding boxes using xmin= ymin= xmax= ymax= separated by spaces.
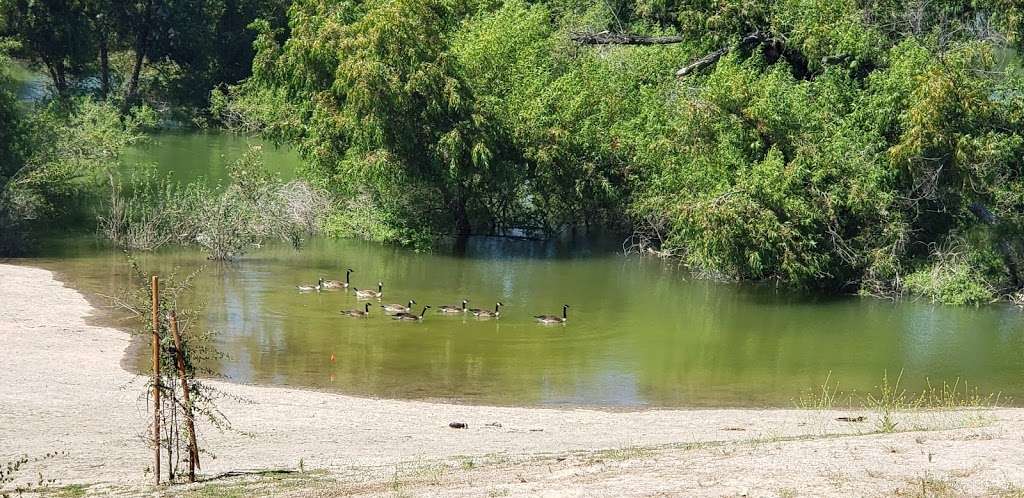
xmin=151 ymin=275 xmax=161 ymax=485
xmin=169 ymin=310 xmax=200 ymax=482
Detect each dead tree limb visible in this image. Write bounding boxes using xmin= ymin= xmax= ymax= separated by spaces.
xmin=570 ymin=32 xmax=685 ymax=45
xmin=676 ymin=32 xmax=767 ymax=78
xmin=675 ymin=48 xmax=730 ymax=77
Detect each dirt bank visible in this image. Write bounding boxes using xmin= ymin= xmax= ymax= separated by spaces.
xmin=2 ymin=262 xmax=1023 ymax=497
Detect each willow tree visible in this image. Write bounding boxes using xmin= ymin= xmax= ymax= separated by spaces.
xmin=245 ymin=0 xmax=521 ymax=244
xmin=621 ymin=0 xmax=1024 ymax=299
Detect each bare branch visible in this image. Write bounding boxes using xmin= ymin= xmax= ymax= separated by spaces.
xmin=676 ymin=48 xmax=729 ymax=77
xmin=570 ymin=31 xmax=685 ymax=45
xmin=675 ymin=32 xmax=768 ymax=78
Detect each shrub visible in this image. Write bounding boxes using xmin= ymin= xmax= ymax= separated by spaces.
xmin=904 ymin=243 xmax=998 ymax=305
xmin=104 ymin=146 xmax=329 ymax=259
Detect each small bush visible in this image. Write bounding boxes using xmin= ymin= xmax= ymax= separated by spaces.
xmin=904 ymin=244 xmax=997 ymax=305
xmin=100 ymin=166 xmax=201 ymax=251
xmin=321 ymin=191 xmax=434 ymax=251
xmin=103 ymin=146 xmax=330 ymax=260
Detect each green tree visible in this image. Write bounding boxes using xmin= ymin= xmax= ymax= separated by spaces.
xmin=2 ymin=0 xmax=95 ymax=96
xmin=247 ymin=0 xmax=521 ymax=242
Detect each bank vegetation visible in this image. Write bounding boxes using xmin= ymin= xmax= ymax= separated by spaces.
xmin=3 ymin=0 xmax=1024 ymax=305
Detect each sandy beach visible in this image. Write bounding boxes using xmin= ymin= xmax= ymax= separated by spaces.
xmin=2 ymin=262 xmax=1024 ymax=497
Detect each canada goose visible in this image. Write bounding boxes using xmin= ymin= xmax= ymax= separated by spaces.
xmin=535 ymin=304 xmax=569 ymax=324
xmin=472 ymin=302 xmax=503 ymax=318
xmin=341 ymin=303 xmax=372 ymax=318
xmin=297 ymin=277 xmax=323 ymax=292
xmin=323 ymin=268 xmax=353 ymax=289
xmin=382 ymin=299 xmax=416 ymax=314
xmin=394 ymin=305 xmax=431 ymax=321
xmin=353 ymin=282 xmax=383 ymax=299
xmin=438 ymin=299 xmax=468 ymax=314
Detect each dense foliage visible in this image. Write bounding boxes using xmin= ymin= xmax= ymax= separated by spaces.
xmin=4 ymin=0 xmax=1024 ymax=304
xmin=0 ymin=0 xmax=288 ymax=113
xmin=0 ymin=42 xmax=149 ymax=253
xmin=226 ymin=0 xmax=1024 ymax=303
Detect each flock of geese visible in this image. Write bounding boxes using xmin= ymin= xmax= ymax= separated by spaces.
xmin=296 ymin=269 xmax=570 ymax=324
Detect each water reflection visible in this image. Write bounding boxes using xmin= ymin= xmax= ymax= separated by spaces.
xmin=24 ymin=235 xmax=1024 ymax=408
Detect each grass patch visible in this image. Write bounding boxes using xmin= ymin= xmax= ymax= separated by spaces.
xmin=41 ymin=484 xmax=88 ymax=498
xmin=902 ymin=474 xmax=961 ymax=498
xmin=988 ymin=482 xmax=1024 ymax=497
xmin=180 ymin=471 xmax=329 ymax=498
xmin=793 ymin=370 xmax=1004 ymax=436
xmin=586 ymin=446 xmax=653 ymax=464
xmin=867 ymin=370 xmax=906 ymax=432
xmin=796 ymin=370 xmax=1002 ymax=429
xmin=795 ymin=371 xmax=855 ymax=410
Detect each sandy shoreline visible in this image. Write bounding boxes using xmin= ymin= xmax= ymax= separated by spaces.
xmin=2 ymin=262 xmax=1024 ymax=496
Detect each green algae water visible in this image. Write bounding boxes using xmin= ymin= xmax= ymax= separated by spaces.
xmin=121 ymin=131 xmax=298 ymax=184
xmin=21 ymin=133 xmax=1024 ymax=408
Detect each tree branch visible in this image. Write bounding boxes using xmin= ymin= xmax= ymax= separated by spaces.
xmin=676 ymin=32 xmax=768 ymax=78
xmin=675 ymin=48 xmax=729 ymax=77
xmin=570 ymin=32 xmax=685 ymax=45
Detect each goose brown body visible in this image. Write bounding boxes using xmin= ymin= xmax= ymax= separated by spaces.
xmin=394 ymin=306 xmax=431 ymax=321
xmin=341 ymin=303 xmax=372 ymax=317
xmin=382 ymin=299 xmax=416 ymax=314
xmin=472 ymin=302 xmax=503 ymax=318
xmin=535 ymin=304 xmax=569 ymax=324
xmin=323 ymin=269 xmax=354 ymax=289
xmin=438 ymin=299 xmax=468 ymax=313
xmin=354 ymin=282 xmax=383 ymax=299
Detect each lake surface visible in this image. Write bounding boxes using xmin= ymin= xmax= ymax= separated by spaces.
xmin=122 ymin=131 xmax=299 ymax=184
xmin=21 ymin=132 xmax=1024 ymax=408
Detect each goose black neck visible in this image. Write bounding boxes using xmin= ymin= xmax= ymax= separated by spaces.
xmin=420 ymin=307 xmax=428 ymax=317
xmin=563 ymin=306 xmax=568 ymax=319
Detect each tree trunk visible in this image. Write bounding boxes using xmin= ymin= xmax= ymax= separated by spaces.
xmin=454 ymin=198 xmax=471 ymax=238
xmin=55 ymin=63 xmax=68 ymax=96
xmin=42 ymin=56 xmax=68 ymax=97
xmin=99 ymin=33 xmax=110 ymax=99
xmin=124 ymin=42 xmax=146 ymax=110
xmin=124 ymin=0 xmax=154 ymax=112
xmin=44 ymin=63 xmax=59 ymax=94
